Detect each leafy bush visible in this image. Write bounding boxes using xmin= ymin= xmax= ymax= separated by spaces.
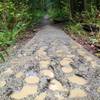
xmin=67 ymin=23 xmax=85 ymax=36
xmin=0 ymin=0 xmax=45 ymax=61
xmin=48 ymin=0 xmax=70 ymax=21
xmin=81 ymin=6 xmax=98 ymax=24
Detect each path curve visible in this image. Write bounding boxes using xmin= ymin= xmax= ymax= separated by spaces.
xmin=0 ymin=25 xmax=100 ymax=100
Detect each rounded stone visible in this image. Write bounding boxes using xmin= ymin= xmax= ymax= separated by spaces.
xmin=56 ymin=50 xmax=66 ymax=57
xmin=39 ymin=46 xmax=48 ymax=51
xmin=69 ymin=88 xmax=87 ymax=98
xmin=62 ymin=66 xmax=73 ymax=73
xmin=39 ymin=60 xmax=50 ymax=69
xmin=40 ymin=70 xmax=54 ymax=78
xmin=85 ymin=56 xmax=93 ymax=61
xmin=0 ymin=80 xmax=6 ymax=88
xmin=11 ymin=85 xmax=38 ymax=99
xmin=36 ymin=49 xmax=47 ymax=57
xmin=49 ymin=79 xmax=65 ymax=91
xmin=18 ymin=54 xmax=23 ymax=57
xmin=55 ymin=94 xmax=65 ymax=100
xmin=34 ymin=92 xmax=47 ymax=100
xmin=60 ymin=58 xmax=73 ymax=67
xmin=4 ymin=68 xmax=13 ymax=75
xmin=35 ymin=49 xmax=49 ymax=60
xmin=78 ymin=50 xmax=86 ymax=56
xmin=67 ymin=55 xmax=75 ymax=58
xmin=25 ymin=76 xmax=39 ymax=84
xmin=97 ymin=87 xmax=100 ymax=93
xmin=91 ymin=61 xmax=97 ymax=68
xmin=68 ymin=75 xmax=87 ymax=85
xmin=54 ymin=91 xmax=65 ymax=100
xmin=15 ymin=72 xmax=24 ymax=78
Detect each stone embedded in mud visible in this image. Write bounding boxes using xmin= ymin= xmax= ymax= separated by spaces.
xmin=97 ymin=87 xmax=100 ymax=93
xmin=55 ymin=94 xmax=65 ymax=100
xmin=36 ymin=49 xmax=47 ymax=56
xmin=18 ymin=54 xmax=23 ymax=57
xmin=0 ymin=80 xmax=6 ymax=88
xmin=56 ymin=50 xmax=66 ymax=57
xmin=40 ymin=70 xmax=54 ymax=78
xmin=77 ymin=50 xmax=86 ymax=56
xmin=25 ymin=76 xmax=39 ymax=84
xmin=69 ymin=88 xmax=87 ymax=98
xmin=49 ymin=79 xmax=65 ymax=91
xmin=68 ymin=75 xmax=87 ymax=85
xmin=60 ymin=58 xmax=73 ymax=67
xmin=11 ymin=85 xmax=37 ymax=99
xmin=67 ymin=55 xmax=75 ymax=58
xmin=39 ymin=60 xmax=50 ymax=69
xmin=26 ymin=71 xmax=38 ymax=77
xmin=84 ymin=55 xmax=93 ymax=62
xmin=35 ymin=49 xmax=49 ymax=60
xmin=4 ymin=68 xmax=13 ymax=75
xmin=15 ymin=72 xmax=24 ymax=78
xmin=39 ymin=46 xmax=48 ymax=51
xmin=34 ymin=92 xmax=47 ymax=100
xmin=23 ymin=53 xmax=27 ymax=56
xmin=62 ymin=66 xmax=73 ymax=73
xmin=91 ymin=61 xmax=97 ymax=68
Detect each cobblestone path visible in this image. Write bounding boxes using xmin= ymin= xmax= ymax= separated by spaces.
xmin=0 ymin=25 xmax=100 ymax=100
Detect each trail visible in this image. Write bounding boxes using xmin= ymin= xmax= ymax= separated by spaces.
xmin=0 ymin=20 xmax=100 ymax=99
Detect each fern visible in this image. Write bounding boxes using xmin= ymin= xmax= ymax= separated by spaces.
xmin=0 ymin=52 xmax=5 ymax=62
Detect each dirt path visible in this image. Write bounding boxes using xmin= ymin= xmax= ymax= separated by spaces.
xmin=0 ymin=25 xmax=100 ymax=100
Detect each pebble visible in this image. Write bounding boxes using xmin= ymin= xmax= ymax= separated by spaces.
xmin=77 ymin=50 xmax=86 ymax=56
xmin=40 ymin=70 xmax=54 ymax=78
xmin=36 ymin=49 xmax=47 ymax=57
xmin=25 ymin=76 xmax=39 ymax=84
xmin=15 ymin=72 xmax=24 ymax=78
xmin=11 ymin=85 xmax=37 ymax=99
xmin=62 ymin=66 xmax=73 ymax=73
xmin=0 ymin=80 xmax=6 ymax=88
xmin=18 ymin=54 xmax=23 ymax=57
xmin=97 ymin=87 xmax=100 ymax=93
xmin=4 ymin=68 xmax=13 ymax=75
xmin=69 ymin=88 xmax=87 ymax=98
xmin=84 ymin=56 xmax=93 ymax=61
xmin=39 ymin=60 xmax=50 ymax=69
xmin=56 ymin=50 xmax=66 ymax=57
xmin=67 ymin=55 xmax=75 ymax=58
xmin=68 ymin=75 xmax=87 ymax=85
xmin=91 ymin=61 xmax=97 ymax=68
xmin=55 ymin=94 xmax=65 ymax=100
xmin=49 ymin=79 xmax=65 ymax=91
xmin=60 ymin=58 xmax=73 ymax=66
xmin=34 ymin=92 xmax=47 ymax=100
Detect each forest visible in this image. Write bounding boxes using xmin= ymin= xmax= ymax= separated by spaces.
xmin=0 ymin=0 xmax=100 ymax=61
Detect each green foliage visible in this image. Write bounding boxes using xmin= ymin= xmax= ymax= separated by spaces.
xmin=0 ymin=22 xmax=26 ymax=47
xmin=48 ymin=0 xmax=70 ymax=21
xmin=0 ymin=0 xmax=45 ymax=62
xmin=81 ymin=5 xmax=98 ymax=23
xmin=0 ymin=53 xmax=5 ymax=62
xmin=67 ymin=23 xmax=85 ymax=36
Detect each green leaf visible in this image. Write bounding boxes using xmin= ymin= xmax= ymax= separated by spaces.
xmin=0 ymin=53 xmax=5 ymax=62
